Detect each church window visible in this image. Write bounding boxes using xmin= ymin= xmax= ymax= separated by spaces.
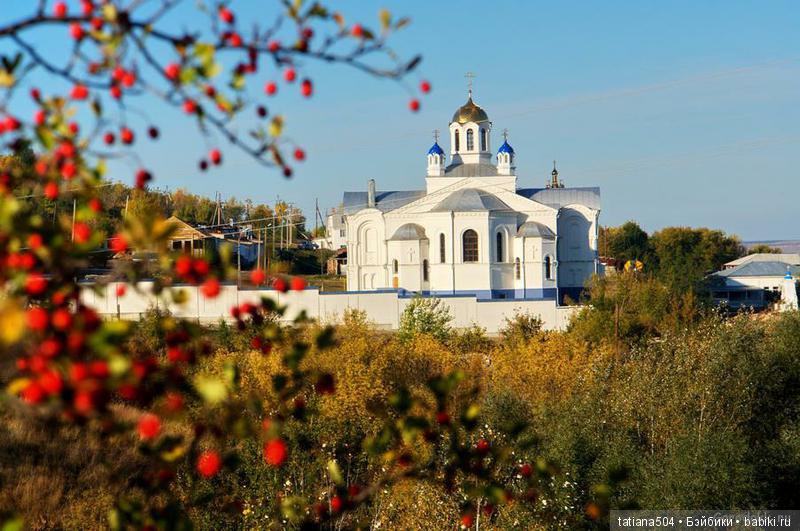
xmin=392 ymin=259 xmax=398 ymax=274
xmin=466 ymin=129 xmax=474 ymax=151
xmin=515 ymin=257 xmax=521 ymax=279
xmin=495 ymin=232 xmax=504 ymax=262
xmin=480 ymin=128 xmax=487 ymax=151
xmin=545 ymin=256 xmax=553 ymax=280
xmin=439 ymin=233 xmax=446 ymax=263
xmin=455 ymin=130 xmax=460 ymax=151
xmin=462 ymin=230 xmax=478 ymax=262
xmin=423 ymin=259 xmax=429 ymax=281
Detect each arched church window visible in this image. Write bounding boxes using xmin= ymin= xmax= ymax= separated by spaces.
xmin=392 ymin=259 xmax=398 ymax=274
xmin=545 ymin=256 xmax=552 ymax=280
xmin=495 ymin=232 xmax=504 ymax=262
xmin=515 ymin=257 xmax=521 ymax=279
xmin=423 ymin=259 xmax=429 ymax=281
xmin=462 ymin=230 xmax=478 ymax=263
xmin=439 ymin=233 xmax=446 ymax=263
xmin=466 ymin=129 xmax=474 ymax=151
xmin=454 ymin=130 xmax=460 ymax=151
xmin=480 ymin=128 xmax=487 ymax=151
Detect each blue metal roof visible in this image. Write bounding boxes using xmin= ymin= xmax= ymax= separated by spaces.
xmin=497 ymin=140 xmax=514 ymax=154
xmin=427 ymin=142 xmax=444 ymax=156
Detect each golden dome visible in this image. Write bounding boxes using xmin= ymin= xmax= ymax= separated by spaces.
xmin=451 ymin=96 xmax=489 ymax=124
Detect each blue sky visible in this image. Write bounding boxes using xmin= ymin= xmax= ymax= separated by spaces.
xmin=4 ymin=1 xmax=799 ymax=240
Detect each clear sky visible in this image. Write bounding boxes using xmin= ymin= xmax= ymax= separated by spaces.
xmin=4 ymin=1 xmax=799 ymax=240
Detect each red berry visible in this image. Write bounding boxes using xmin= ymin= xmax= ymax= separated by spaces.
xmin=137 ymin=413 xmax=161 ymax=440
xmin=69 ymin=363 xmax=90 ymax=383
xmin=28 ymin=233 xmax=43 ymax=249
xmin=52 ymin=308 xmax=73 ymax=330
xmin=197 ymin=450 xmax=222 ymax=478
xmin=34 ymin=110 xmax=46 ymax=126
xmin=165 ymin=62 xmax=180 ymax=81
xmin=227 ymin=32 xmax=242 ymax=47
xmin=135 ymin=169 xmax=152 ymax=189
xmin=61 ymin=161 xmax=77 ymax=180
xmin=330 ymin=495 xmax=343 ymax=514
xmin=81 ymin=0 xmax=94 ymax=15
xmin=283 ymin=68 xmax=296 ymax=83
xmin=475 ymin=438 xmax=490 ymax=455
xmin=88 ymin=197 xmax=102 ymax=212
xmin=520 ymin=463 xmax=532 ymax=478
xmin=4 ymin=115 xmax=20 ymax=131
xmin=115 ymin=284 xmax=126 ymax=297
xmin=218 ymin=6 xmax=235 ymax=24
xmin=25 ymin=272 xmax=47 ymax=295
xmin=71 ymin=84 xmax=89 ymax=100
xmin=120 ymin=127 xmax=134 ymax=144
xmin=290 ymin=276 xmax=306 ymax=291
xmin=201 ymin=278 xmax=221 ymax=298
xmin=301 ymin=27 xmax=314 ymax=40
xmin=104 ymin=132 xmax=115 ymax=145
xmin=44 ymin=182 xmax=58 ymax=200
xmin=436 ymin=411 xmax=450 ymax=425
xmin=272 ymin=277 xmax=288 ymax=293
xmin=300 ymin=78 xmax=313 ymax=97
xmin=89 ymin=360 xmax=109 ymax=378
xmin=110 ymin=233 xmax=128 ymax=253
xmin=90 ymin=16 xmax=103 ymax=30
xmin=39 ymin=370 xmax=63 ymax=395
xmin=293 ymin=148 xmax=306 ymax=161
xmin=408 ymin=98 xmax=420 ymax=112
xmin=109 ymin=85 xmax=122 ymax=100
xmin=53 ymin=1 xmax=67 ymax=18
xmin=250 ymin=268 xmax=266 ymax=285
xmin=209 ymin=148 xmax=222 ymax=165
xmin=198 ymin=159 xmax=209 ymax=171
xmin=69 ymin=23 xmax=84 ymax=40
xmin=73 ymin=389 xmax=95 ymax=414
xmin=166 ymin=392 xmax=184 ymax=411
xmin=420 ymin=80 xmax=431 ymax=94
xmin=30 ymin=88 xmax=41 ymax=101
xmin=264 ymin=438 xmax=288 ymax=467
xmin=73 ymin=222 xmax=91 ymax=244
xmin=283 ymin=166 xmax=293 ymax=178
xmin=264 ymin=81 xmax=277 ymax=95
xmin=22 ymin=381 xmax=45 ymax=404
xmin=460 ymin=513 xmax=475 ymax=528
xmin=27 ymin=307 xmax=49 ymax=331
xmin=147 ymin=126 xmax=159 ymax=139
xmin=183 ymin=99 xmax=197 ymax=114
xmin=351 ymin=24 xmax=364 ymax=38
xmin=256 ymin=105 xmax=268 ymax=118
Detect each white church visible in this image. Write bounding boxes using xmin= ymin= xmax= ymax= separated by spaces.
xmin=342 ymin=90 xmax=601 ymax=303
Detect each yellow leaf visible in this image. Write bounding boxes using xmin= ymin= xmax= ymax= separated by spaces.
xmin=332 ymin=12 xmax=344 ymax=26
xmin=7 ymin=377 xmax=30 ymax=396
xmin=0 ymin=70 xmax=15 ymax=88
xmin=102 ymin=3 xmax=117 ymax=22
xmin=269 ymin=116 xmax=284 ymax=137
xmin=379 ymin=9 xmax=391 ymax=30
xmin=0 ymin=299 xmax=25 ymax=345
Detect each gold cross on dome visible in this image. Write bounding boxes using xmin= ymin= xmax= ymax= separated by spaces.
xmin=464 ymin=71 xmax=476 ymax=96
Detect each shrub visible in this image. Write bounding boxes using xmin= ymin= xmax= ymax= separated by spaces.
xmin=397 ymin=296 xmax=453 ymax=343
xmin=499 ymin=309 xmax=544 ymax=346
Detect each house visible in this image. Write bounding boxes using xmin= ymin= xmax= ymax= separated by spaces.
xmin=326 ymin=247 xmax=347 ymax=275
xmin=342 ymin=90 xmax=601 ymax=302
xmin=313 ymin=204 xmax=348 ymax=250
xmin=722 ymin=253 xmax=800 ymax=270
xmin=165 ymin=216 xmax=263 ymax=269
xmin=710 ymin=258 xmax=799 ymax=310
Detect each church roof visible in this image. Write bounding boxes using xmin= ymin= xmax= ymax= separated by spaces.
xmin=452 ymin=96 xmax=489 ymax=124
xmin=443 ymin=162 xmax=499 ymax=177
xmin=427 ymin=142 xmax=445 ymax=156
xmin=497 ymin=140 xmax=514 ymax=154
xmin=389 ymin=223 xmax=428 ymax=241
xmin=516 ymin=187 xmax=601 ymax=211
xmin=431 ymin=188 xmax=512 ymax=213
xmin=342 ymin=190 xmax=425 ymax=214
xmin=517 ymin=221 xmax=555 ymax=240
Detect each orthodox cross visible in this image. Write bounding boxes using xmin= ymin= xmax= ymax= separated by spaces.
xmin=464 ymin=71 xmax=476 ymax=97
xmin=502 ymin=128 xmax=509 ymax=141
xmin=433 ymin=129 xmax=440 ymax=143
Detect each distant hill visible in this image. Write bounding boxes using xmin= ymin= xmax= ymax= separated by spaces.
xmin=745 ymin=240 xmax=800 ymax=254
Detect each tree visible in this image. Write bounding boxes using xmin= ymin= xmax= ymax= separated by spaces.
xmin=748 ymin=243 xmax=782 ymax=254
xmin=600 ymin=221 xmax=651 ymax=267
xmin=398 ymin=296 xmax=453 ymax=343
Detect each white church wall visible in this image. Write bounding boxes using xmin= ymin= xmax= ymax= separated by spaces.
xmin=79 ymin=282 xmax=580 ymax=333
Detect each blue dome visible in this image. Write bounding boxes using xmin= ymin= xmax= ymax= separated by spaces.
xmin=497 ymin=140 xmax=514 ymax=154
xmin=427 ymin=142 xmax=444 ymax=156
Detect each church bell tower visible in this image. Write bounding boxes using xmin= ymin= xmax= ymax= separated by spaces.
xmin=448 ymin=74 xmax=492 ymax=166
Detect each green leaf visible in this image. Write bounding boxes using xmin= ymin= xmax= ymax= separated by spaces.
xmin=327 ymin=460 xmax=343 ymax=485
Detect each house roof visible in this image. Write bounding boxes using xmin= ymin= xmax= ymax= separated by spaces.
xmin=723 ymin=253 xmax=800 ymax=268
xmin=517 ymin=221 xmax=555 ymax=240
xmin=431 ymin=188 xmax=512 ymax=213
xmin=715 ymin=261 xmax=800 ymax=278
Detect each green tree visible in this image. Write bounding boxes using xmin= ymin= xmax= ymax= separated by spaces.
xmin=398 ymin=297 xmax=453 ymax=343
xmin=601 ymin=221 xmax=652 ymax=267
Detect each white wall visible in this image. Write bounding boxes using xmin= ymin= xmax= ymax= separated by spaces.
xmin=79 ymin=282 xmax=579 ymax=334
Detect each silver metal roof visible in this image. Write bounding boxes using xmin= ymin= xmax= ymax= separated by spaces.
xmin=431 ymin=188 xmax=512 ymax=213
xmin=715 ymin=261 xmax=800 ymax=278
xmin=517 ymin=187 xmax=601 ymax=210
xmin=443 ymin=162 xmax=499 ymax=178
xmin=342 ymin=190 xmax=425 ymax=214
xmin=389 ymin=223 xmax=428 ymax=241
xmin=517 ymin=221 xmax=555 ymax=240
xmin=724 ymin=253 xmax=800 ymax=267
